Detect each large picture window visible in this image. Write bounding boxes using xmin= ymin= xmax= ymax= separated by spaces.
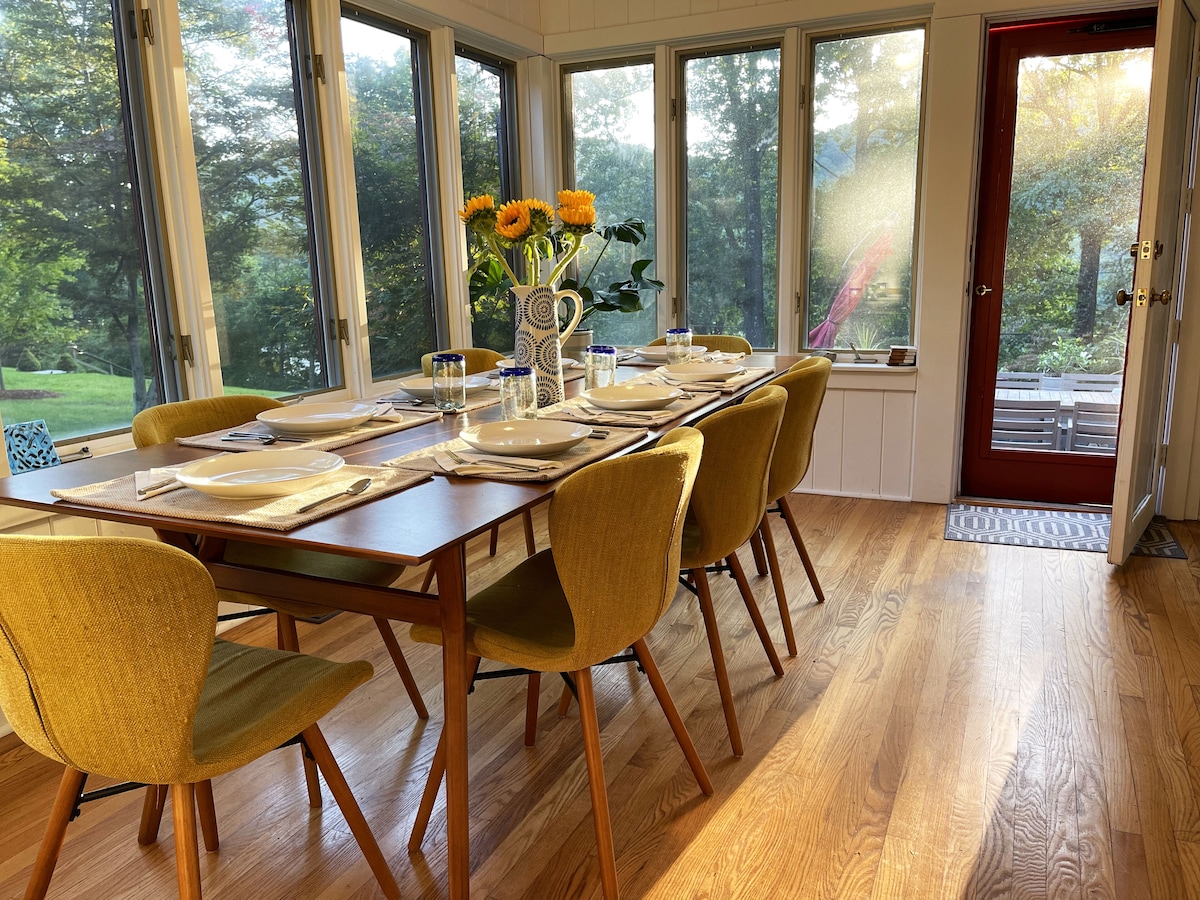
xmin=804 ymin=26 xmax=926 ymax=351
xmin=682 ymin=46 xmax=780 ymax=349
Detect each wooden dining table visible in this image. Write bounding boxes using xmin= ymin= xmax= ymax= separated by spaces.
xmin=0 ymin=353 xmax=787 ymax=898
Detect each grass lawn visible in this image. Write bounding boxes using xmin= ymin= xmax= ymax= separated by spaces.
xmin=0 ymin=369 xmax=286 ymax=442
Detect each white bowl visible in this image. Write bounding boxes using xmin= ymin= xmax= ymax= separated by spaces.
xmin=582 ymin=384 xmax=685 ymax=411
xmin=633 ymin=345 xmax=707 ymax=362
xmin=656 ymin=362 xmax=745 ymax=382
xmin=256 ymin=402 xmax=377 ymax=436
xmin=500 ymin=357 xmax=579 ymax=370
xmin=176 ymin=449 xmax=345 ymax=499
xmin=395 ymin=375 xmax=492 ymax=401
xmin=459 ymin=420 xmax=592 ymax=457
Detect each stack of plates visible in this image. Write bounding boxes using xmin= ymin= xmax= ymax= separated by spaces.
xmin=655 ymin=362 xmax=745 ymax=382
xmin=581 ymin=384 xmax=684 ymax=411
xmin=395 ymin=375 xmax=492 ymax=400
xmin=459 ymin=420 xmax=591 ymax=457
xmin=633 ymin=345 xmax=707 ymax=363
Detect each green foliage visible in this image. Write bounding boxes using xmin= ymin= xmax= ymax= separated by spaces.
xmin=559 ymin=219 xmax=665 ymax=327
xmin=16 ymin=349 xmax=40 ymax=371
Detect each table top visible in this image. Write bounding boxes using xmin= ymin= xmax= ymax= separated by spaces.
xmin=0 ymin=355 xmax=787 ymax=567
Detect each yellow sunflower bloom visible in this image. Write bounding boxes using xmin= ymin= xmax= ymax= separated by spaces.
xmin=495 ymin=200 xmax=533 ymax=241
xmin=459 ymin=194 xmax=496 ymax=233
xmin=527 ymin=198 xmax=555 ymax=237
xmin=557 ymin=189 xmax=596 ymax=209
xmin=558 ymin=203 xmax=596 ymax=235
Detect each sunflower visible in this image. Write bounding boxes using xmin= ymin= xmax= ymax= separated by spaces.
xmin=459 ymin=194 xmax=496 ymax=233
xmin=557 ymin=189 xmax=596 ymax=209
xmin=527 ymin=198 xmax=555 ymax=237
xmin=495 ymin=200 xmax=533 ymax=242
xmin=558 ymin=203 xmax=596 ymax=236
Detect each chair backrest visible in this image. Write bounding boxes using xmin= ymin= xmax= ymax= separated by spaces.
xmin=995 ymin=371 xmax=1043 ymax=390
xmin=992 ymin=398 xmax=1061 ymax=449
xmin=1061 ymin=372 xmax=1122 ymax=392
xmin=1070 ymin=400 xmax=1120 ymax=452
xmin=0 ymin=535 xmax=217 ymax=783
xmin=683 ymin=384 xmax=787 ymax=568
xmin=647 ymin=334 xmax=753 ymax=355
xmin=3 ymin=419 xmax=61 ymax=474
xmin=765 ymin=356 xmax=832 ymax=503
xmin=420 ymin=348 xmax=504 ymax=377
xmin=548 ymin=427 xmax=703 ymax=669
xmin=131 ymin=395 xmax=286 ymax=447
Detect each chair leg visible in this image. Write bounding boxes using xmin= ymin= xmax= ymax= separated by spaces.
xmin=420 ymin=563 xmax=436 ymax=593
xmin=25 ymin=767 xmax=86 ymax=900
xmin=557 ymin=682 xmax=574 ymax=717
xmin=692 ymin=567 xmax=744 ymax=757
xmin=195 ymin=780 xmax=219 ymax=852
xmin=275 ymin=613 xmax=323 ymax=808
xmin=301 ymin=725 xmax=400 ymax=900
xmin=137 ymin=784 xmax=168 ymax=845
xmin=574 ymin=668 xmax=620 ymax=900
xmin=489 ymin=522 xmax=500 ymax=556
xmin=524 ymin=673 xmax=542 ymax=747
xmin=760 ymin=515 xmax=798 ymax=656
xmin=632 ymin=639 xmax=713 ymax=795
xmin=727 ymin=553 xmax=784 ymax=677
xmin=170 ymin=783 xmax=203 ymax=900
xmin=749 ymin=529 xmax=768 ymax=576
xmin=522 ymin=509 xmax=537 ymax=556
xmin=779 ymin=495 xmax=826 ymax=604
xmin=373 ymin=617 xmax=430 ymax=719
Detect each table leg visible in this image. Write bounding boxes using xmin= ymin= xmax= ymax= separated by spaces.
xmin=435 ymin=543 xmax=471 ymax=900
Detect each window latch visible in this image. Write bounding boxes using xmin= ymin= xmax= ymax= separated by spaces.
xmin=178 ymin=333 xmax=194 ymax=366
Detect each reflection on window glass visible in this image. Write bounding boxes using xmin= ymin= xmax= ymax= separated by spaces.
xmin=342 ymin=12 xmax=437 ymax=380
xmin=181 ymin=0 xmax=326 ymax=395
xmin=458 ymin=53 xmax=514 ymax=353
xmin=0 ymin=0 xmax=162 ymax=440
xmin=566 ymin=63 xmax=657 ymax=347
xmin=806 ymin=27 xmax=925 ymax=350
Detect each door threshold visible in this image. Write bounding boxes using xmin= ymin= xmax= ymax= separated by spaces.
xmin=954 ymin=495 xmax=1113 ymax=515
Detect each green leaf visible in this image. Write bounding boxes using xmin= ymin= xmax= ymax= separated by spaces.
xmin=598 ymin=218 xmax=647 ymax=246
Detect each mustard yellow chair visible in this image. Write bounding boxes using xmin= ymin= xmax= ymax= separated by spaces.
xmin=419 ymin=347 xmax=505 ymax=377
xmin=406 ymin=427 xmax=711 ymax=900
xmin=680 ymin=384 xmax=787 ymax=757
xmin=132 ymin=396 xmax=427 ymax=821
xmin=0 ymin=535 xmax=399 ymax=900
xmin=647 ymin=333 xmax=753 ymax=355
xmin=754 ymin=356 xmax=833 ymax=656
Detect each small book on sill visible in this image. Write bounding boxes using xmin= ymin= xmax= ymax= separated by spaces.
xmin=887 ymin=345 xmax=916 ymax=366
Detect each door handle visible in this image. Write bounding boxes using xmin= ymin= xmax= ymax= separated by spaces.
xmin=1116 ymin=289 xmax=1132 ymax=306
xmin=974 ymin=284 xmax=993 ymax=296
xmin=1151 ymin=288 xmax=1172 ymax=306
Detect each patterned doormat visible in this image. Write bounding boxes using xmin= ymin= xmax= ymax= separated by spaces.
xmin=944 ymin=504 xmax=1187 ymax=558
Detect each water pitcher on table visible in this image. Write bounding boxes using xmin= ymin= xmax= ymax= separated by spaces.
xmin=512 ymin=284 xmax=583 ymax=407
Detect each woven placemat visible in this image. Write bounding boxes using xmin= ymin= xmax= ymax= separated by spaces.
xmin=176 ymin=409 xmax=443 ymax=453
xmin=538 ymin=386 xmax=720 ymax=428
xmin=51 ymin=465 xmax=430 ymax=531
xmin=383 ymin=427 xmax=647 ymax=482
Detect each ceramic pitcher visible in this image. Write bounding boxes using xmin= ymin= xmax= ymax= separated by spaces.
xmin=512 ymin=284 xmax=583 ymax=407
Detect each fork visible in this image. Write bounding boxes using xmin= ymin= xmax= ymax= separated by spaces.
xmin=445 ymin=449 xmax=541 ymax=471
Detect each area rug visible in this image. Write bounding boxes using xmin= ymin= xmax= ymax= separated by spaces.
xmin=944 ymin=504 xmax=1187 ymax=558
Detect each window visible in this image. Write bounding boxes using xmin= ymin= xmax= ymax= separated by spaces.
xmin=681 ymin=46 xmax=781 ymax=349
xmin=341 ymin=8 xmax=439 ymax=380
xmin=564 ymin=61 xmax=658 ymax=347
xmin=804 ymin=26 xmax=926 ymax=350
xmin=457 ymin=48 xmax=517 ymax=353
xmin=181 ymin=0 xmax=334 ymax=395
xmin=0 ymin=0 xmax=169 ymax=440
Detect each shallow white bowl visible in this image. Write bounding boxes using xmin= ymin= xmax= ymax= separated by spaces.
xmin=256 ymin=402 xmax=377 ymax=435
xmin=176 ymin=449 xmax=345 ymax=499
xmin=582 ymin=384 xmax=685 ymax=411
xmin=633 ymin=345 xmax=707 ymax=362
xmin=459 ymin=420 xmax=592 ymax=457
xmin=395 ymin=375 xmax=491 ymax=401
xmin=657 ymin=362 xmax=745 ymax=382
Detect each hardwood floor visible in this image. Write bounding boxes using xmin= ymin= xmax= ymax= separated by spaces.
xmin=4 ymin=495 xmax=1200 ymax=898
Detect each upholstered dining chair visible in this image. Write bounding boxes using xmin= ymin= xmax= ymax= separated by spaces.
xmin=0 ymin=534 xmax=399 ymax=900
xmin=647 ymin=333 xmax=753 ymax=355
xmin=131 ymin=395 xmax=427 ymax=817
xmin=406 ymin=427 xmax=711 ymax=900
xmin=753 ymin=356 xmax=832 ymax=656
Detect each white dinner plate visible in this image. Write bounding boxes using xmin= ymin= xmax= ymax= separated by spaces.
xmin=581 ymin=384 xmax=685 ymax=411
xmin=499 ymin=357 xmax=579 ymax=370
xmin=459 ymin=420 xmax=592 ymax=457
xmin=175 ymin=449 xmax=345 ymax=499
xmin=395 ymin=375 xmax=492 ymax=401
xmin=256 ymin=402 xmax=377 ymax=436
xmin=633 ymin=345 xmax=707 ymax=362
xmin=656 ymin=362 xmax=745 ymax=382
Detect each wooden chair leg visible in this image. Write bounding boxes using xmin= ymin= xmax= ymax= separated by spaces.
xmin=170 ymin=783 xmax=202 ymax=900
xmin=632 ymin=638 xmax=713 ymax=795
xmin=522 ymin=509 xmax=537 ymax=556
xmin=195 ymin=780 xmax=219 ymax=852
xmin=301 ymin=725 xmax=400 ymax=900
xmin=373 ymin=617 xmax=430 ymax=719
xmin=524 ymin=673 xmax=542 ymax=746
xmin=727 ymin=553 xmax=784 ymax=677
xmin=759 ymin=514 xmax=797 ymax=656
xmin=25 ymin=767 xmax=86 ymax=900
xmin=779 ymin=495 xmax=826 ymax=603
xmin=489 ymin=523 xmax=500 ymax=556
xmin=137 ymin=784 xmax=168 ymax=846
xmin=692 ymin=567 xmax=744 ymax=757
xmin=420 ymin=563 xmax=436 ymax=593
xmin=574 ymin=668 xmax=620 ymax=900
xmin=557 ymin=682 xmax=574 ymax=717
xmin=749 ymin=529 xmax=768 ymax=576
xmin=409 ymin=728 xmax=447 ymax=852
xmin=275 ymin=613 xmax=323 ymax=808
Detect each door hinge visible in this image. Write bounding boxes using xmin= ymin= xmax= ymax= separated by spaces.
xmin=178 ymin=333 xmax=194 ymax=366
xmin=670 ymin=98 xmax=677 ymax=121
xmin=1186 ymin=188 xmax=1194 ymax=216
xmin=1160 ymin=442 xmax=1168 ymax=466
xmin=799 ymin=83 xmax=806 ymax=107
xmin=795 ymin=292 xmax=803 ymax=313
xmin=672 ymin=296 xmax=679 ymax=316
xmin=308 ymin=54 xmax=326 ymax=84
xmin=1169 ymin=316 xmax=1182 ymax=345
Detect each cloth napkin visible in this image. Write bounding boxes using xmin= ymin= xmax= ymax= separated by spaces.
xmin=432 ymin=451 xmax=564 ymax=476
xmin=654 ymin=366 xmax=774 ymax=394
xmin=543 ymin=391 xmax=719 ymax=428
xmin=133 ymin=453 xmax=229 ymax=500
xmin=176 ymin=409 xmax=443 ymax=453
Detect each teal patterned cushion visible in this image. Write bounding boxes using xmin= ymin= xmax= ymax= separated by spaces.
xmin=4 ymin=420 xmax=60 ymax=474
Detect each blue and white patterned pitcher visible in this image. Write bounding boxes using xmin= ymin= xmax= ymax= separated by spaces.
xmin=512 ymin=284 xmax=583 ymax=407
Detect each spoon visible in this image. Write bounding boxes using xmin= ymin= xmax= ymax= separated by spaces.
xmin=297 ymin=477 xmax=373 ymax=513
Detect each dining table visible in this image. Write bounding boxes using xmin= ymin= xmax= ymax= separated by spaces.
xmin=0 ymin=353 xmax=790 ymax=899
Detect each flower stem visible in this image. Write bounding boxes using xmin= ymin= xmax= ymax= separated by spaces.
xmin=547 ymin=233 xmax=584 ymax=287
xmin=487 ymin=235 xmax=521 ymax=286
